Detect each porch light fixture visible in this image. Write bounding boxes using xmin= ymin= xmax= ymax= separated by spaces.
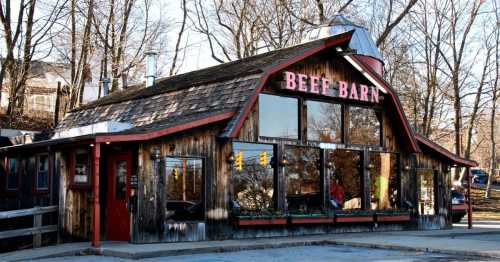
xmin=367 ymin=163 xmax=375 ymax=169
xmin=227 ymin=151 xmax=236 ymax=165
xmin=404 ymin=165 xmax=411 ymax=171
xmin=150 ymin=147 xmax=161 ymax=160
xmin=105 ymin=141 xmax=111 ymax=145
xmin=89 ymin=143 xmax=94 ymax=147
xmin=327 ymin=161 xmax=334 ymax=170
xmin=280 ymin=155 xmax=289 ymax=167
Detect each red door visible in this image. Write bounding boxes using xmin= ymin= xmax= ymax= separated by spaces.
xmin=106 ymin=152 xmax=132 ymax=241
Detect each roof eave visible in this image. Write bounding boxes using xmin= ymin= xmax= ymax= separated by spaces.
xmin=415 ymin=134 xmax=478 ymax=167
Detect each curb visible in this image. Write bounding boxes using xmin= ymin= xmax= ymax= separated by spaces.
xmin=3 ymin=236 xmax=500 ymax=261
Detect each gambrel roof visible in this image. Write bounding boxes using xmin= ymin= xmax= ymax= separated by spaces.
xmin=5 ymin=31 xmax=423 ymax=154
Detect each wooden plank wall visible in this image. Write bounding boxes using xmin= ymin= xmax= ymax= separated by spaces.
xmin=134 ymin=123 xmax=232 ymax=242
xmin=415 ymin=152 xmax=452 ymax=228
xmin=56 ymin=151 xmax=92 ymax=241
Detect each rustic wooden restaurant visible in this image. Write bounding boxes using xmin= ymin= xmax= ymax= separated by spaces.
xmin=0 ymin=17 xmax=477 ymax=248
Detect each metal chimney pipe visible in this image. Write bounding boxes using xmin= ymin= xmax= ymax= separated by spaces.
xmin=102 ymin=78 xmax=110 ymax=96
xmin=145 ymin=50 xmax=158 ymax=88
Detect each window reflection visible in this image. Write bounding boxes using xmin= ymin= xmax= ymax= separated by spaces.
xmin=369 ymin=152 xmax=399 ymax=210
xmin=418 ymin=170 xmax=435 ymax=215
xmin=37 ymin=155 xmax=49 ymax=190
xmin=285 ymin=146 xmax=321 ymax=213
xmin=115 ymin=160 xmax=127 ymax=199
xmin=307 ymin=101 xmax=341 ymax=142
xmin=7 ymin=158 xmax=18 ymax=189
xmin=74 ymin=148 xmax=90 ymax=184
xmin=232 ymin=142 xmax=275 ymax=213
xmin=259 ymin=94 xmax=299 ymax=139
xmin=165 ymin=157 xmax=203 ymax=221
xmin=349 ymin=106 xmax=381 ymax=145
xmin=327 ymin=150 xmax=362 ymax=210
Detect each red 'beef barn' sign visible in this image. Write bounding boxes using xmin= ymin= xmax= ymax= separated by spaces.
xmin=282 ymin=71 xmax=379 ymax=103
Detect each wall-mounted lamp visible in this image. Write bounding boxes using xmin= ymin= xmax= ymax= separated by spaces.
xmin=105 ymin=141 xmax=111 ymax=145
xmin=280 ymin=155 xmax=289 ymax=167
xmin=367 ymin=163 xmax=375 ymax=169
xmin=327 ymin=161 xmax=334 ymax=170
xmin=150 ymin=147 xmax=161 ymax=160
xmin=227 ymin=151 xmax=236 ymax=165
xmin=404 ymin=165 xmax=411 ymax=171
xmin=89 ymin=143 xmax=94 ymax=147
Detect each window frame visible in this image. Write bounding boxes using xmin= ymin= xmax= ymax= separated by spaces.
xmin=305 ymin=98 xmax=344 ymax=144
xmin=416 ymin=168 xmax=438 ymax=216
xmin=69 ymin=148 xmax=92 ymax=189
xmin=163 ymin=155 xmax=206 ymax=221
xmin=258 ymin=92 xmax=301 ymax=141
xmin=346 ymin=105 xmax=384 ymax=147
xmin=35 ymin=153 xmax=50 ymax=193
xmin=283 ymin=144 xmax=324 ymax=213
xmin=231 ymin=140 xmax=278 ymax=212
xmin=326 ymin=148 xmax=364 ymax=210
xmin=6 ymin=157 xmax=20 ymax=191
xmin=367 ymin=151 xmax=402 ymax=211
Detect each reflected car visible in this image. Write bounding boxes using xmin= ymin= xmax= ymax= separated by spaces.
xmin=467 ymin=169 xmax=489 ymax=185
xmin=451 ymin=190 xmax=467 ymax=223
xmin=166 ymin=200 xmax=203 ymax=221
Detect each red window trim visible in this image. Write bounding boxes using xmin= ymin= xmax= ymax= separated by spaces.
xmin=34 ymin=153 xmax=50 ymax=194
xmin=69 ymin=148 xmax=92 ymax=190
xmin=5 ymin=156 xmax=20 ymax=192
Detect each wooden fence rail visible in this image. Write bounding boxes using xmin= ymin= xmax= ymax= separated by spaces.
xmin=0 ymin=206 xmax=58 ymax=248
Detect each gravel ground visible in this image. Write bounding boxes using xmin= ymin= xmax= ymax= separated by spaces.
xmin=34 ymin=245 xmax=493 ymax=262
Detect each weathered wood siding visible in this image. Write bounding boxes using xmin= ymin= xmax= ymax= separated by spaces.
xmin=134 ymin=123 xmax=232 ymax=242
xmin=56 ymin=151 xmax=92 ymax=241
xmin=415 ymin=152 xmax=453 ymax=229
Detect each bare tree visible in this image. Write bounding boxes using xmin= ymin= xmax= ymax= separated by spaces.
xmin=485 ymin=1 xmax=500 ymax=198
xmin=169 ymin=0 xmax=188 ymax=76
xmin=0 ymin=0 xmax=66 ymax=123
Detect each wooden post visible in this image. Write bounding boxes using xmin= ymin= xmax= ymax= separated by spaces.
xmin=467 ymin=166 xmax=472 ymax=229
xmin=54 ymin=82 xmax=61 ymax=126
xmin=92 ymin=143 xmax=101 ymax=247
xmin=33 ymin=207 xmax=42 ymax=248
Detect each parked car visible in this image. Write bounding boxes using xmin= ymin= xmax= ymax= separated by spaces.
xmin=470 ymin=169 xmax=489 ymax=184
xmin=451 ymin=189 xmax=467 ymax=223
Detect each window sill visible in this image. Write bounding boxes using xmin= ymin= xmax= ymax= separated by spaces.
xmin=234 ymin=216 xmax=287 ymax=226
xmin=289 ymin=215 xmax=332 ymax=224
xmin=374 ymin=210 xmax=411 ymax=222
xmin=335 ymin=210 xmax=374 ymax=223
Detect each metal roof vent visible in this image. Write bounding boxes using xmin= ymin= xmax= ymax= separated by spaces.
xmin=302 ymin=14 xmax=384 ymax=75
xmin=145 ymin=49 xmax=158 ymax=87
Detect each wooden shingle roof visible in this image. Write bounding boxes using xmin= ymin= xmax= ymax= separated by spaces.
xmin=57 ymin=32 xmax=353 ymax=133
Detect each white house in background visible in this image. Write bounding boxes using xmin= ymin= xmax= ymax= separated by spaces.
xmin=0 ymin=60 xmax=98 ymax=119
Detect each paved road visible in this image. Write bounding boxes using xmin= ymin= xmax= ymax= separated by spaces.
xmin=35 ymin=245 xmax=492 ymax=262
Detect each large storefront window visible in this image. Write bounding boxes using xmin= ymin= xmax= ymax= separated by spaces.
xmin=165 ymin=157 xmax=203 ymax=221
xmin=232 ymin=142 xmax=275 ymax=213
xmin=307 ymin=100 xmax=342 ymax=142
xmin=418 ymin=170 xmax=435 ymax=215
xmin=285 ymin=146 xmax=321 ymax=213
xmin=259 ymin=94 xmax=299 ymax=139
xmin=369 ymin=152 xmax=399 ymax=210
xmin=327 ymin=150 xmax=362 ymax=209
xmin=349 ymin=106 xmax=381 ymax=145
